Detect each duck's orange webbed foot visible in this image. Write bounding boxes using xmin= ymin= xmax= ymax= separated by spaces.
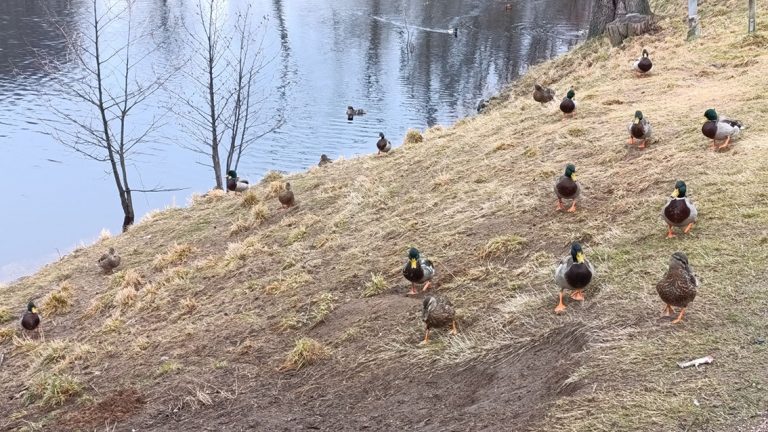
xmin=638 ymin=140 xmax=646 ymax=149
xmin=661 ymin=304 xmax=673 ymax=317
xmin=408 ymin=284 xmax=417 ymax=295
xmin=422 ymin=281 xmax=432 ymax=292
xmin=666 ymin=226 xmax=676 ymax=239
xmin=684 ymin=223 xmax=695 ymax=234
xmin=570 ymin=290 xmax=585 ymax=301
xmin=556 ymin=199 xmax=565 ymax=211
xmin=566 ymin=202 xmax=577 ymax=213
xmin=554 ymin=292 xmax=567 ymax=314
xmin=450 ymin=321 xmax=457 ymax=335
xmin=671 ymin=308 xmax=687 ymax=324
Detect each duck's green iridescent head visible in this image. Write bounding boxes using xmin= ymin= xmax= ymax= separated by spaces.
xmin=566 ymin=89 xmax=575 ymax=99
xmin=673 ymin=180 xmax=687 ymax=198
xmin=226 ymin=170 xmax=237 ymax=179
xmin=634 ymin=110 xmax=643 ymax=123
xmin=704 ymin=109 xmax=718 ymax=121
xmin=570 ymin=243 xmax=585 ymax=264
xmin=408 ymin=247 xmax=420 ymax=268
xmin=27 ymin=301 xmax=37 ymax=313
xmin=564 ymin=163 xmax=577 ymax=179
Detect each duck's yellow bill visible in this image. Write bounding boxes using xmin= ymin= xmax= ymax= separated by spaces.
xmin=410 ymin=258 xmax=417 ymax=269
xmin=672 ymin=188 xmax=679 ymax=198
xmin=576 ymin=252 xmax=585 ymax=263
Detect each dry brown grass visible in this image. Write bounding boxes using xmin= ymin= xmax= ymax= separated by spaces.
xmin=41 ymin=281 xmax=73 ymax=316
xmin=152 ymin=243 xmax=195 ymax=271
xmin=1 ymin=0 xmax=766 ymax=429
xmin=0 ymin=306 xmax=13 ymax=324
xmin=279 ymin=337 xmax=330 ymax=371
xmin=404 ymin=129 xmax=424 ymax=144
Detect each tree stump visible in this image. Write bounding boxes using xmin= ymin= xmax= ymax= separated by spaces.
xmin=606 ymin=13 xmax=654 ymax=46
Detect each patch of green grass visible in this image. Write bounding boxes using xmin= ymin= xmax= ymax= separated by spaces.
xmin=25 ymin=373 xmax=82 ymax=406
xmin=157 ymin=360 xmax=181 ymax=375
xmin=310 ymin=292 xmax=336 ymax=325
xmin=363 ymin=273 xmax=388 ymax=297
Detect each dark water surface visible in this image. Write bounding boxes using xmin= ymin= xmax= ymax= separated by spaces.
xmin=0 ymin=0 xmax=591 ymax=282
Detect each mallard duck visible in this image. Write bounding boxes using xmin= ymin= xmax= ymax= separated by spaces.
xmin=226 ymin=170 xmax=249 ymax=192
xmin=346 ymin=106 xmax=355 ymax=121
xmin=559 ymin=88 xmax=576 ymax=119
xmin=656 ymin=252 xmax=698 ymax=323
xmin=554 ymin=242 xmax=594 ymax=314
xmin=21 ymin=301 xmax=40 ymax=331
xmin=555 ymin=163 xmax=580 ymax=212
xmin=98 ymin=247 xmax=121 ymax=273
xmin=318 ymin=154 xmax=332 ymax=167
xmin=533 ymin=84 xmax=555 ymax=105
xmin=627 ymin=110 xmax=652 ymax=149
xmin=453 ymin=27 xmax=458 ymax=38
xmin=476 ymin=99 xmax=488 ymax=113
xmin=420 ymin=295 xmax=457 ymax=344
xmin=278 ymin=182 xmax=295 ymax=208
xmin=661 ymin=180 xmax=697 ymax=239
xmin=633 ymin=49 xmax=653 ymax=75
xmin=403 ymin=247 xmax=435 ymax=295
xmin=376 ymin=133 xmax=392 ymax=155
xmin=702 ymin=108 xmax=743 ymax=150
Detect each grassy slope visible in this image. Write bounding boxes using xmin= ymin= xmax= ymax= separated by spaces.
xmin=2 ymin=0 xmax=768 ymax=430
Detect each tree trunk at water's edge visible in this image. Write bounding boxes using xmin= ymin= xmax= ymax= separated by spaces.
xmin=588 ymin=0 xmax=652 ymax=45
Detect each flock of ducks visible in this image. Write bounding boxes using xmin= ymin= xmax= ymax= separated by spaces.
xmin=17 ymin=49 xmax=744 ymax=347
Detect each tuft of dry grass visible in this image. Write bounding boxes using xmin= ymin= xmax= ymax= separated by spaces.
xmin=0 ymin=306 xmax=13 ymax=324
xmin=362 ymin=273 xmax=388 ymax=297
xmin=0 ymin=328 xmax=16 ymax=343
xmin=309 ymin=292 xmax=336 ymax=325
xmin=152 ymin=244 xmax=195 ymax=271
xmin=118 ymin=269 xmax=144 ymax=290
xmin=265 ymin=180 xmax=284 ymax=199
xmin=98 ymin=228 xmax=111 ymax=241
xmin=261 ymin=170 xmax=284 ymax=184
xmin=251 ymin=202 xmax=269 ymax=222
xmin=241 ymin=189 xmax=261 ymax=207
xmin=229 ymin=218 xmax=255 ymax=237
xmin=279 ymin=338 xmax=330 ymax=371
xmin=25 ymin=373 xmax=82 ymax=406
xmin=287 ymin=226 xmax=307 ymax=245
xmin=157 ymin=360 xmax=181 ymax=375
xmin=404 ymin=129 xmax=424 ymax=144
xmin=479 ymin=235 xmax=527 ymax=260
xmin=114 ymin=287 xmax=138 ymax=309
xmin=41 ymin=281 xmax=73 ymax=317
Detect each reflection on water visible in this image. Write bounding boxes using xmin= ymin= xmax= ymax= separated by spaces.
xmin=0 ymin=0 xmax=591 ymax=282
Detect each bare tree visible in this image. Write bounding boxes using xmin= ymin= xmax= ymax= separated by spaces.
xmin=174 ymin=0 xmax=283 ymax=190
xmin=588 ymin=0 xmax=651 ymax=39
xmin=40 ymin=0 xmax=177 ymax=231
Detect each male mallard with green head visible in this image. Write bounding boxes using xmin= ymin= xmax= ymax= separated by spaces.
xmin=559 ymin=89 xmax=576 ymax=119
xmin=21 ymin=301 xmax=40 ymax=331
xmin=98 ymin=247 xmax=121 ymax=274
xmin=420 ymin=295 xmax=457 ymax=344
xmin=661 ymin=180 xmax=697 ymax=239
xmin=554 ymin=242 xmax=594 ymax=314
xmin=278 ymin=182 xmax=295 ymax=209
xmin=632 ymin=49 xmax=652 ymax=76
xmin=533 ymin=84 xmax=555 ymax=105
xmin=656 ymin=252 xmax=698 ymax=323
xmin=403 ymin=247 xmax=435 ymax=295
xmin=555 ymin=163 xmax=580 ymax=212
xmin=376 ymin=133 xmax=392 ymax=155
xmin=226 ymin=170 xmax=249 ymax=192
xmin=627 ymin=110 xmax=652 ymax=149
xmin=702 ymin=108 xmax=743 ymax=151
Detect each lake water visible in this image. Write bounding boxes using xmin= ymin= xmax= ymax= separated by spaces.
xmin=0 ymin=0 xmax=591 ymax=282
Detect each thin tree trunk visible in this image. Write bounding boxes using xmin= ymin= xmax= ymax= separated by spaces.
xmin=206 ymin=3 xmax=222 ymax=190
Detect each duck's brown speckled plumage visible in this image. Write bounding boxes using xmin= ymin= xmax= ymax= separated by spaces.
xmin=656 ymin=252 xmax=698 ymax=309
xmin=278 ymin=182 xmax=295 ymax=208
xmin=98 ymin=248 xmax=121 ymax=273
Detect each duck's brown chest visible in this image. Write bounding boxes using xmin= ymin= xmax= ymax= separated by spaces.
xmin=664 ymin=199 xmax=690 ymax=225
xmin=702 ymin=121 xmax=718 ymax=139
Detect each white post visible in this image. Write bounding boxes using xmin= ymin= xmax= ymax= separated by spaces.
xmin=687 ymin=0 xmax=700 ymax=40
xmin=748 ymin=0 xmax=756 ymax=33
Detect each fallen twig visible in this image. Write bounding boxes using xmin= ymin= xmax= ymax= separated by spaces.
xmin=677 ymin=355 xmax=714 ymax=369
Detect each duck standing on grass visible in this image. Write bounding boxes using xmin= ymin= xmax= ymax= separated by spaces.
xmin=656 ymin=252 xmax=698 ymax=324
xmin=403 ymin=247 xmax=435 ymax=295
xmin=376 ymin=133 xmax=392 ymax=155
xmin=278 ymin=182 xmax=295 ymax=209
xmin=226 ymin=170 xmax=249 ymax=192
xmin=554 ymin=243 xmax=594 ymax=314
xmin=533 ymin=84 xmax=555 ymax=105
xmin=627 ymin=110 xmax=652 ymax=149
xmin=21 ymin=301 xmax=40 ymax=332
xmin=559 ymin=88 xmax=576 ymax=119
xmin=318 ymin=154 xmax=332 ymax=167
xmin=555 ymin=163 xmax=580 ymax=212
xmin=661 ymin=180 xmax=697 ymax=239
xmin=702 ymin=108 xmax=743 ymax=151
xmin=633 ymin=49 xmax=653 ymax=76
xmin=420 ymin=295 xmax=457 ymax=344
xmin=98 ymin=247 xmax=121 ymax=273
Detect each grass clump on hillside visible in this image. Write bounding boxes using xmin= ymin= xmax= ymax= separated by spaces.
xmin=0 ymin=306 xmax=13 ymax=323
xmin=479 ymin=235 xmax=527 ymax=259
xmin=363 ymin=273 xmax=388 ymax=297
xmin=279 ymin=338 xmax=330 ymax=371
xmin=41 ymin=281 xmax=74 ymax=316
xmin=404 ymin=129 xmax=424 ymax=144
xmin=152 ymin=243 xmax=195 ymax=271
xmin=0 ymin=328 xmax=16 ymax=343
xmin=25 ymin=373 xmax=82 ymax=406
